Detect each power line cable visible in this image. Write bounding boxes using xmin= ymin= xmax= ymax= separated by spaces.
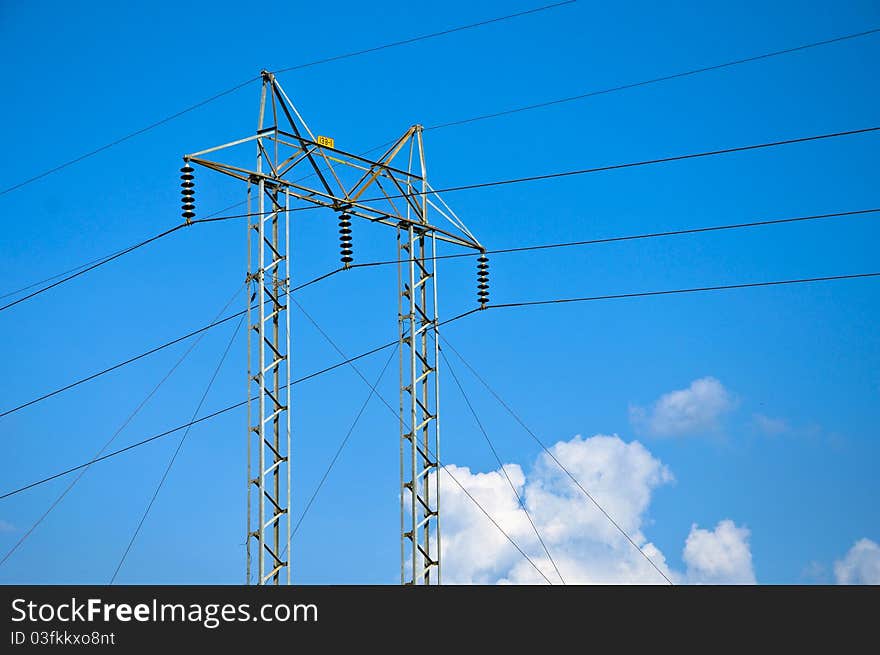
xmin=0 ymin=284 xmax=243 ymax=567
xmin=0 ymin=201 xmax=249 ymax=302
xmin=289 ymin=344 xmax=399 ymax=543
xmin=355 ymin=126 xmax=880 ymax=204
xmin=423 ymin=27 xmax=880 ymax=131
xmin=20 ymin=197 xmax=867 ymax=311
xmin=278 ymin=22 xmax=880 ymax=190
xmin=0 ymin=1 xmax=574 ymax=197
xmin=442 ymin=349 xmax=566 ymax=584
xmin=5 ymin=265 xmax=878 ymax=426
xmin=349 ymin=207 xmax=880 ymax=269
xmin=485 ymin=272 xmax=880 ymax=311
xmin=337 ymin=23 xmax=880 ymax=162
xmin=0 ymin=268 xmax=348 ymax=419
xmin=0 ymin=400 xmax=250 ymax=501
xmin=1 ymin=251 xmax=129 ymax=302
xmin=432 ymin=446 xmax=554 ymax=585
xmin=260 ymin=126 xmax=880 ymax=210
xmin=0 ymin=223 xmax=185 ymax=313
xmin=0 ymin=213 xmax=249 ymax=314
xmin=109 ymin=314 xmax=244 ymax=584
xmin=10 ymin=122 xmax=872 ymax=308
xmin=274 ymin=1 xmax=576 ymax=74
xmin=441 ymin=335 xmax=674 ymax=585
xmin=0 ymin=79 xmax=260 ymax=198
xmin=8 ymin=21 xmax=875 ymax=291
xmin=13 ymin=17 xmax=870 ymax=289
xmin=0 ymin=333 xmax=407 ymax=502
xmin=197 ymin=126 xmax=880 ymax=224
xmin=0 ymin=303 xmax=244 ymax=419
xmin=0 ymin=205 xmax=317 ymax=308
xmin=287 ymin=301 xmax=554 ymax=584
xmin=5 ymin=268 xmax=878 ymax=503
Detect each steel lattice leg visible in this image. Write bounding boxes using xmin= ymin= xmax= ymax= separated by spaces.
xmin=247 ymin=178 xmax=292 ymax=585
xmin=399 ymin=226 xmax=441 ymax=585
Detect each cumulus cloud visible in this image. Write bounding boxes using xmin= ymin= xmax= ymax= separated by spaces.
xmin=834 ymin=539 xmax=880 ymax=584
xmin=683 ymin=520 xmax=756 ymax=584
xmin=439 ymin=433 xmax=754 ymax=584
xmin=630 ymin=377 xmax=735 ymax=437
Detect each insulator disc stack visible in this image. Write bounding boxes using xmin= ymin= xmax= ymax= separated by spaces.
xmin=477 ymin=254 xmax=490 ymax=305
xmin=339 ymin=213 xmax=353 ymax=264
xmin=180 ymin=164 xmax=195 ymax=222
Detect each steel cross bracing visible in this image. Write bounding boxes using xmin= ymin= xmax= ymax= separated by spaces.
xmin=183 ymin=70 xmax=484 ymax=585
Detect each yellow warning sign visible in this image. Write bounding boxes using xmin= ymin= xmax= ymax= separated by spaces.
xmin=316 ymin=135 xmax=335 ymax=149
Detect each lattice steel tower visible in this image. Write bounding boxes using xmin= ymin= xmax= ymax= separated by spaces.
xmin=182 ymin=71 xmax=486 ymax=585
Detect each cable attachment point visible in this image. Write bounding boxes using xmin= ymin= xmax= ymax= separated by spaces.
xmin=338 ymin=213 xmax=353 ymax=266
xmin=180 ymin=162 xmax=195 ymax=224
xmin=477 ymin=253 xmax=490 ymax=306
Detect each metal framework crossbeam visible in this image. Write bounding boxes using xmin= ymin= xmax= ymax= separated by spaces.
xmin=183 ymin=70 xmax=484 ymax=585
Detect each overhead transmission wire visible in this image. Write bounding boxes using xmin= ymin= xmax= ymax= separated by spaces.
xmin=0 ymin=38 xmax=880 ymax=577
xmin=4 ymin=19 xmax=875 ymax=575
xmin=110 ymin=314 xmax=245 ymax=584
xmin=0 ymin=0 xmax=573 ymax=303
xmin=233 ymin=123 xmax=880 ymax=212
xmin=0 ymin=284 xmax=244 ymax=567
xmin=3 ymin=199 xmax=876 ymax=429
xmin=442 ymin=350 xmax=566 ymax=584
xmin=0 ymin=270 xmax=347 ymax=419
xmin=0 ymin=200 xmax=249 ymax=303
xmin=288 ymin=344 xmax=399 ymax=545
xmin=9 ymin=277 xmax=874 ymax=578
xmin=273 ymin=1 xmax=575 ymax=74
xmin=0 ymin=1 xmax=574 ymax=197
xmin=0 ymin=301 xmax=244 ymax=419
xmin=0 ymin=222 xmax=188 ymax=313
xmin=436 ymin=450 xmax=554 ymax=585
xmin=5 ymin=120 xmax=876 ymax=312
xmin=350 ymin=126 xmax=880 ymax=205
xmin=0 ymin=400 xmax=251 ymax=501
xmin=164 ymin=19 xmax=880 ymax=221
xmin=1 ymin=251 xmax=128 ymax=302
xmin=485 ymin=272 xmax=880 ymax=310
xmin=322 ymin=25 xmax=880 ymax=160
xmin=348 ymin=207 xmax=880 ymax=269
xmin=0 ymin=199 xmax=249 ymax=303
xmin=440 ymin=336 xmax=675 ymax=585
xmin=0 ymin=213 xmax=246 ymax=314
xmin=5 ymin=20 xmax=878 ymax=303
xmin=286 ymin=300 xmax=554 ymax=583
xmin=4 ymin=267 xmax=880 ymax=504
xmin=3 ymin=197 xmax=879 ymax=421
xmin=200 ymin=126 xmax=880 ymax=223
xmin=9 ymin=18 xmax=880 ymax=299
xmin=422 ymin=26 xmax=880 ymax=132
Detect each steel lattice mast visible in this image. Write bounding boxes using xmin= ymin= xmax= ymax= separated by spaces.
xmin=182 ymin=71 xmax=486 ymax=585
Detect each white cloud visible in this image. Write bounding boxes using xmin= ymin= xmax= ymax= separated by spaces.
xmin=438 ymin=433 xmax=754 ymax=584
xmin=683 ymin=520 xmax=756 ymax=584
xmin=752 ymin=413 xmax=790 ymax=436
xmin=0 ymin=520 xmax=15 ymax=533
xmin=630 ymin=377 xmax=735 ymax=437
xmin=834 ymin=539 xmax=880 ymax=584
xmin=801 ymin=560 xmax=828 ymax=583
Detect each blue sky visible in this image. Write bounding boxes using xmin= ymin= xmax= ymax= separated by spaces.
xmin=0 ymin=0 xmax=878 ymax=584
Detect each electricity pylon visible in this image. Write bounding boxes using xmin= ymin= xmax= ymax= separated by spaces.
xmin=182 ymin=70 xmax=486 ymax=585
